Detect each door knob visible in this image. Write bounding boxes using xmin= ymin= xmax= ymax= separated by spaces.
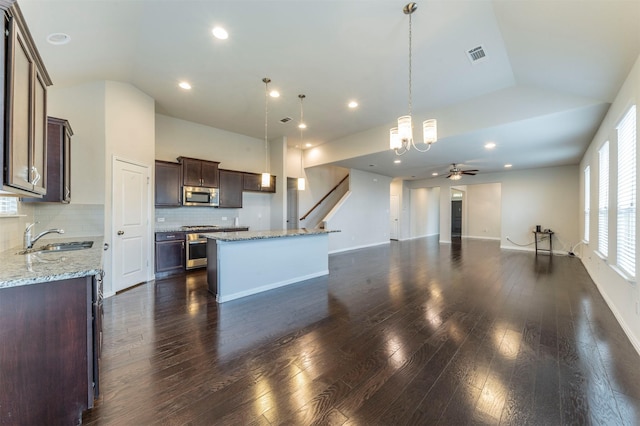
xmin=117 ymin=230 xmax=124 ymax=235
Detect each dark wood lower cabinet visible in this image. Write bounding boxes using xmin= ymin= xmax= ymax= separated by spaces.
xmin=0 ymin=275 xmax=101 ymax=425
xmin=155 ymin=232 xmax=186 ymax=277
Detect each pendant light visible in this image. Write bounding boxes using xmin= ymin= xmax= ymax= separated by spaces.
xmin=297 ymin=94 xmax=306 ymax=191
xmin=390 ymin=2 xmax=438 ymax=155
xmin=261 ymin=78 xmax=271 ymax=188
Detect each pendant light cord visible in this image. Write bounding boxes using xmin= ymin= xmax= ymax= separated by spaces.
xmin=408 ymin=10 xmax=412 ymax=119
xmin=263 ymin=78 xmax=269 ymax=172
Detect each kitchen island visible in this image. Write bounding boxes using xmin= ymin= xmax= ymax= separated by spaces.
xmin=202 ymin=229 xmax=339 ymax=302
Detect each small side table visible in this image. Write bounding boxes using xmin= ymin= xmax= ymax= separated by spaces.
xmin=533 ymin=230 xmax=554 ymax=255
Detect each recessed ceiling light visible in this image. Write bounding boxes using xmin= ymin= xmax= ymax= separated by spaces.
xmin=348 ymin=101 xmax=358 ymax=108
xmin=484 ymin=142 xmax=496 ymax=149
xmin=432 ymin=172 xmax=438 ymax=176
xmin=178 ymin=81 xmax=192 ymax=90
xmin=269 ymin=90 xmax=280 ymax=98
xmin=212 ymin=27 xmax=228 ymax=40
xmin=305 ymin=143 xmax=312 ymax=147
xmin=394 ymin=159 xmax=401 ymax=164
xmin=504 ymin=164 xmax=512 ymax=168
xmin=47 ymin=33 xmax=71 ymax=45
xmin=298 ymin=123 xmax=307 ymax=129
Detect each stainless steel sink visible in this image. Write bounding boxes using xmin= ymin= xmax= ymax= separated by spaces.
xmin=18 ymin=241 xmax=94 ymax=255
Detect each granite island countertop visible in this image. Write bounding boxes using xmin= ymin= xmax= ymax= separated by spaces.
xmin=200 ymin=228 xmax=339 ymax=242
xmin=0 ymin=236 xmax=104 ymax=289
xmin=155 ymin=225 xmax=249 ymax=233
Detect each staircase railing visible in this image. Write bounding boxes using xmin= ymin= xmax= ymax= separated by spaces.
xmin=300 ymin=174 xmax=349 ymax=227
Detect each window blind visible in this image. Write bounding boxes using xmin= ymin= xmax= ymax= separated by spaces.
xmin=584 ymin=166 xmax=590 ymax=242
xmin=0 ymin=197 xmax=17 ymax=215
xmin=598 ymin=141 xmax=609 ymax=257
xmin=616 ymin=105 xmax=636 ymax=277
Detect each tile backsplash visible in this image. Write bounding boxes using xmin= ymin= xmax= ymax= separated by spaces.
xmin=1 ymin=202 xmax=104 ymax=252
xmin=34 ymin=203 xmax=104 ymax=240
xmin=0 ymin=201 xmax=34 ymax=252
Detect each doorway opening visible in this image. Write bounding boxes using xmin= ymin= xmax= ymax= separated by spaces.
xmin=287 ymin=177 xmax=299 ymax=230
xmin=451 ymin=189 xmax=463 ymax=239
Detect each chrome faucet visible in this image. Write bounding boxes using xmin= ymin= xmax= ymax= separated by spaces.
xmin=24 ymin=222 xmax=65 ymax=249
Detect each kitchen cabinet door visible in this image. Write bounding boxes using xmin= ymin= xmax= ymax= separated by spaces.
xmin=22 ymin=117 xmax=73 ymax=203
xmin=155 ymin=160 xmax=181 ymax=206
xmin=219 ymin=169 xmax=243 ymax=208
xmin=156 ymin=236 xmax=186 ymax=273
xmin=201 ymin=160 xmax=219 ymax=187
xmin=178 ymin=156 xmax=219 ymax=188
xmin=180 ymin=157 xmax=202 ymax=187
xmin=2 ymin=7 xmax=52 ymax=196
xmin=242 ymin=172 xmax=276 ymax=193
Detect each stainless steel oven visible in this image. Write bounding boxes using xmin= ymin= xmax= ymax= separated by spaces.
xmin=186 ymin=233 xmax=207 ymax=269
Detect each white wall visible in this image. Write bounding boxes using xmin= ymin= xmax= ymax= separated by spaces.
xmin=409 ymin=187 xmax=440 ymax=239
xmin=465 ymin=183 xmax=501 ymax=240
xmin=409 ymin=165 xmax=578 ymax=252
xmin=579 ymin=54 xmax=640 ymax=354
xmin=155 ymin=114 xmax=265 ymax=171
xmin=326 ymin=169 xmax=392 ymax=253
xmin=48 ymin=81 xmax=107 ymax=205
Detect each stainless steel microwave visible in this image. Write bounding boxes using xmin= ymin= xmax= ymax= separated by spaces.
xmin=183 ymin=186 xmax=219 ymax=207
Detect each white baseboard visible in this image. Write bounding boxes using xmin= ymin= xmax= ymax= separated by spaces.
xmin=464 ymin=235 xmax=501 ymax=241
xmin=581 ymin=260 xmax=640 ymax=357
xmin=329 ymin=240 xmax=389 ymax=254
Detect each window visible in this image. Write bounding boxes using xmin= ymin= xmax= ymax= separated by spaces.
xmin=598 ymin=141 xmax=609 ymax=257
xmin=0 ymin=197 xmax=18 ymax=215
xmin=616 ymin=105 xmax=636 ymax=277
xmin=584 ymin=166 xmax=590 ymax=242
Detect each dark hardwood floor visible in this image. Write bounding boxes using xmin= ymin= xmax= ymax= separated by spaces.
xmin=83 ymin=237 xmax=640 ymax=425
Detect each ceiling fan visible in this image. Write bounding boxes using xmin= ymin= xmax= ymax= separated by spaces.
xmin=447 ymin=163 xmax=479 ymax=180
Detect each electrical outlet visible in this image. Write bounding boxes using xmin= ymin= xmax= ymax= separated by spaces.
xmin=222 ymin=217 xmax=227 ymax=221
xmin=157 ymin=217 xmax=165 ymax=222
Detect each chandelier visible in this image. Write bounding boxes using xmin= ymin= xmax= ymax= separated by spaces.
xmin=390 ymin=2 xmax=438 ymax=155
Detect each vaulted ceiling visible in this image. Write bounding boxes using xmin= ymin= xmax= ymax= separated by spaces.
xmin=19 ymin=0 xmax=640 ymax=180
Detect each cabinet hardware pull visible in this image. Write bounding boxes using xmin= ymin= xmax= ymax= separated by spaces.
xmin=117 ymin=230 xmax=124 ymax=236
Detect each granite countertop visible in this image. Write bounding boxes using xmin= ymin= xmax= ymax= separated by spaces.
xmin=0 ymin=236 xmax=104 ymax=289
xmin=155 ymin=226 xmax=249 ymax=233
xmin=200 ymin=228 xmax=339 ymax=242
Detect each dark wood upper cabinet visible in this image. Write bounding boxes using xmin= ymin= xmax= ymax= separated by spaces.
xmin=242 ymin=172 xmax=276 ymax=193
xmin=178 ymin=156 xmax=219 ymax=188
xmin=2 ymin=4 xmax=52 ymax=196
xmin=219 ymin=169 xmax=243 ymax=208
xmin=155 ymin=160 xmax=181 ymax=207
xmin=22 ymin=117 xmax=73 ymax=203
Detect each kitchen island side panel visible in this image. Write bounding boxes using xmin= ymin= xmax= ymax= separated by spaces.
xmin=213 ymin=234 xmax=329 ymax=302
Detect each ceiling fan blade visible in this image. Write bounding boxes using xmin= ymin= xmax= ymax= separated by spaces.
xmin=464 ymin=169 xmax=479 ymax=172
xmin=462 ymin=171 xmax=477 ymax=175
xmin=446 ymin=173 xmax=453 ymax=178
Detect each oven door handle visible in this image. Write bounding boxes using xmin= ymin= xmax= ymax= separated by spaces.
xmin=188 ymin=240 xmax=207 ymax=245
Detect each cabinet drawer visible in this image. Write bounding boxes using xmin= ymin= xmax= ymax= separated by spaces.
xmin=155 ymin=232 xmax=185 ymax=242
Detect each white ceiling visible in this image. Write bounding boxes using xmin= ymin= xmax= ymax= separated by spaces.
xmin=18 ymin=0 xmax=640 ymax=180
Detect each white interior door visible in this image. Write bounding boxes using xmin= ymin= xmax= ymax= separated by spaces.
xmin=113 ymin=158 xmax=149 ymax=292
xmin=390 ymin=194 xmax=399 ymax=240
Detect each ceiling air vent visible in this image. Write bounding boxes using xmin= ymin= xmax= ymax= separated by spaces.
xmin=279 ymin=117 xmax=292 ymax=124
xmin=466 ymin=45 xmax=487 ymax=64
